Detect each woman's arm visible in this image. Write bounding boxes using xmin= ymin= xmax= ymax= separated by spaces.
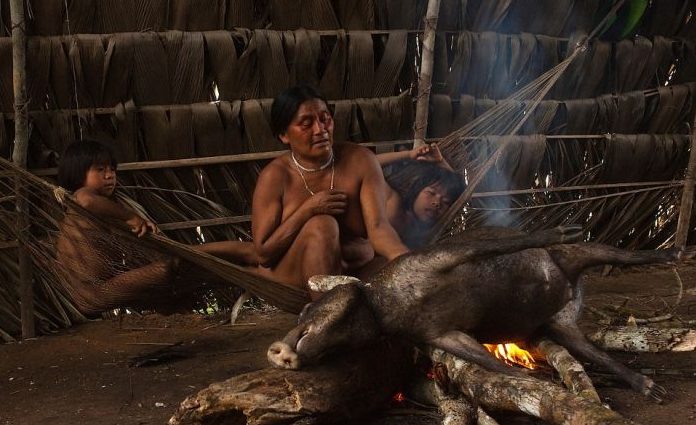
xmin=358 ymin=151 xmax=410 ymax=261
xmin=251 ymin=161 xmax=347 ymax=267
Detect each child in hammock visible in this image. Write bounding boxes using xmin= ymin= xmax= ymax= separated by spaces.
xmin=377 ymin=143 xmax=465 ymax=249
xmin=55 ymin=139 xmax=256 ymax=316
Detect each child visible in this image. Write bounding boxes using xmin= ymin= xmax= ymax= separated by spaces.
xmin=378 ymin=144 xmax=465 ymax=249
xmin=55 ymin=139 xmax=255 ymax=316
xmin=55 ymin=139 xmax=189 ymax=316
xmin=57 ymin=139 xmax=157 ymax=236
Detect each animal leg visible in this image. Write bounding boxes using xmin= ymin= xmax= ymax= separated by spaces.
xmin=429 ymin=331 xmax=527 ymax=377
xmin=546 ymin=244 xmax=696 ymax=282
xmin=544 ymin=322 xmax=666 ymax=402
xmin=423 ymin=225 xmax=583 ymax=272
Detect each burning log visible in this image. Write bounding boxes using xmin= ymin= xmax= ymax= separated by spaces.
xmin=534 ymin=338 xmax=601 ymax=403
xmin=588 ymin=326 xmax=696 ymax=353
xmin=429 ymin=348 xmax=637 ymax=425
xmin=169 ymin=339 xmax=414 ymax=425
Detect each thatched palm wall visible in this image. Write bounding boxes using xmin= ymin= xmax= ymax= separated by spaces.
xmin=0 ymin=0 xmax=695 ymax=337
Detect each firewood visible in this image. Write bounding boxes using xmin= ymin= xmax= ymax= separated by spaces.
xmin=420 ymin=375 xmax=478 ymax=425
xmin=408 ymin=371 xmax=502 ymax=425
xmin=588 ymin=326 xmax=696 ymax=352
xmin=429 ymin=349 xmax=637 ymax=425
xmin=169 ymin=339 xmax=414 ymax=425
xmin=476 ymin=409 xmax=500 ymax=425
xmin=433 ymin=390 xmax=477 ymax=425
xmin=534 ymin=338 xmax=600 ymax=402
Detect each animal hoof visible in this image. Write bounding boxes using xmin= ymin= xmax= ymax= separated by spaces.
xmin=646 ymin=382 xmax=667 ymax=404
xmin=554 ymin=225 xmax=583 ymax=244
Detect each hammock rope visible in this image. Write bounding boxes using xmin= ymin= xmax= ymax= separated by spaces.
xmin=0 ymin=156 xmax=308 ymax=315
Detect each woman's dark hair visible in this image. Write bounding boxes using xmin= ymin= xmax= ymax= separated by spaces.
xmin=385 ymin=161 xmax=465 ymax=212
xmin=57 ymin=139 xmax=117 ymax=192
xmin=271 ymin=85 xmax=329 ymax=138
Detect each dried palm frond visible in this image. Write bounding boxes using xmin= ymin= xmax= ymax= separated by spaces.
xmin=169 ymin=0 xmax=225 ymax=31
xmin=98 ymin=0 xmax=167 ymax=33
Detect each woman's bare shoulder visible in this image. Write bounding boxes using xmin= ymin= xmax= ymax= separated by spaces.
xmin=335 ymin=143 xmax=379 ymax=166
xmin=259 ymin=155 xmax=292 ymax=179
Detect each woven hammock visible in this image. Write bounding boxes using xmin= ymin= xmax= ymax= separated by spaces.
xmin=0 ymin=156 xmax=309 ymax=315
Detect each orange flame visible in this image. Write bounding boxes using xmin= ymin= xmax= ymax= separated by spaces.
xmin=483 ymin=343 xmax=537 ymax=370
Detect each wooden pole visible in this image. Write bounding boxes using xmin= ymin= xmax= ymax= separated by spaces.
xmin=413 ymin=0 xmax=441 ymax=147
xmin=675 ymin=113 xmax=696 ymax=248
xmin=10 ymin=0 xmax=35 ymax=339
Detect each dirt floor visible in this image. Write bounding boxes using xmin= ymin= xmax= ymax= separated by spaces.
xmin=2 ymin=263 xmax=696 ymax=425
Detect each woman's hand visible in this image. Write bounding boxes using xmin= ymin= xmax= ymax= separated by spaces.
xmin=304 ymin=190 xmax=348 ymax=216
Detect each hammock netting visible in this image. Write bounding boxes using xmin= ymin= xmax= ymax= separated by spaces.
xmin=0 ymin=157 xmax=309 ymax=338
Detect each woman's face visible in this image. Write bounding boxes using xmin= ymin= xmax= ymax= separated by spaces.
xmin=412 ymin=182 xmax=452 ymax=225
xmin=279 ymin=99 xmax=334 ymax=162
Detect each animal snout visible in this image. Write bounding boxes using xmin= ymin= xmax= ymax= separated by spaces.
xmin=267 ymin=341 xmax=301 ymax=370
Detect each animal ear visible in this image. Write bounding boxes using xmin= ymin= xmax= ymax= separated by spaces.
xmin=298 ymin=303 xmax=312 ymax=322
xmin=315 ymin=284 xmax=362 ymax=321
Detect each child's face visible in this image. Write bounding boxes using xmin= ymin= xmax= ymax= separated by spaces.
xmin=412 ymin=182 xmax=452 ymax=225
xmin=84 ymin=163 xmax=116 ymax=196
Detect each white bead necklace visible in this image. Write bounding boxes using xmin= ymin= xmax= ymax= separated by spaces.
xmin=291 ymin=149 xmax=334 ymax=172
xmin=291 ymin=151 xmax=335 ymax=196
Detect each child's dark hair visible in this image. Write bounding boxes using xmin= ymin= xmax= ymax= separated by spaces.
xmin=385 ymin=161 xmax=465 ymax=212
xmin=271 ymin=84 xmax=329 ymax=138
xmin=58 ymin=139 xmax=117 ymax=192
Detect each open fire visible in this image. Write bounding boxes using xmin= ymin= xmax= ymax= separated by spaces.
xmin=483 ymin=343 xmax=538 ymax=369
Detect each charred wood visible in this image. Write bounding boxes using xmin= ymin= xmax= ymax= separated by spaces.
xmin=169 ymin=339 xmax=414 ymax=425
xmin=429 ymin=349 xmax=637 ymax=425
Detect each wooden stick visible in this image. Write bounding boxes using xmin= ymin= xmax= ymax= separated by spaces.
xmin=588 ymin=326 xmax=696 ymax=353
xmin=429 ymin=349 xmax=636 ymax=425
xmin=431 ymin=380 xmax=478 ymax=425
xmin=10 ymin=0 xmax=35 ymax=340
xmin=89 ymin=180 xmax=685 ymax=233
xmin=407 ymin=373 xmax=479 ymax=425
xmin=477 ymin=409 xmax=501 ymax=425
xmin=675 ymin=111 xmax=696 ymax=248
xmin=30 ymin=139 xmax=413 ymax=175
xmin=413 ymin=0 xmax=442 ymax=147
xmin=534 ymin=338 xmax=601 ymax=403
xmin=157 ymin=215 xmax=251 ymax=231
xmin=229 ymin=290 xmax=250 ymax=326
xmin=27 ymin=133 xmax=689 ymax=175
